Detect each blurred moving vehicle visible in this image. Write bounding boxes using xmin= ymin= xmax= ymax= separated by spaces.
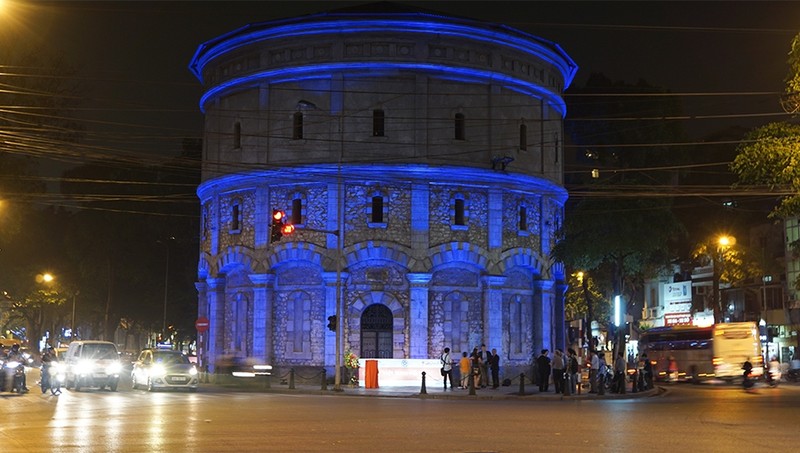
xmin=131 ymin=349 xmax=199 ymax=392
xmin=64 ymin=340 xmax=122 ymax=391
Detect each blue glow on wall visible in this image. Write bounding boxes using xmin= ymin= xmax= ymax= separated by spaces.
xmin=197 ymin=62 xmax=567 ymax=116
xmin=189 ymin=18 xmax=577 ymax=86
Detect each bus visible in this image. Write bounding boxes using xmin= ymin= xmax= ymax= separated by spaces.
xmin=639 ymin=322 xmax=762 ymax=382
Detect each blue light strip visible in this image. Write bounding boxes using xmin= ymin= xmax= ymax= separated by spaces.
xmin=197 ymin=163 xmax=568 ymax=204
xmin=197 ymin=62 xmax=567 ymax=117
xmin=189 ymin=18 xmax=577 ymax=87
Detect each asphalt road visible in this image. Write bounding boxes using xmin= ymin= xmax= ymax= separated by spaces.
xmin=1 ymin=370 xmax=798 ymax=452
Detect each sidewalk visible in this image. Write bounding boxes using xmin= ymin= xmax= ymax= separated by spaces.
xmin=204 ymin=377 xmax=663 ymax=400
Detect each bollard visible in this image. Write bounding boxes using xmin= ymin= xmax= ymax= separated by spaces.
xmin=598 ymin=374 xmax=605 ymax=396
xmin=563 ymin=372 xmax=571 ymax=396
xmin=289 ymin=368 xmax=295 ymax=389
xmin=468 ymin=369 xmax=476 ymax=395
xmin=420 ymin=371 xmax=427 ymax=394
xmin=321 ymin=368 xmax=327 ymax=391
xmin=518 ymin=373 xmax=525 ymax=395
xmin=631 ymin=371 xmax=638 ymax=393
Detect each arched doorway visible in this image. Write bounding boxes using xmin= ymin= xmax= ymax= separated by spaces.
xmin=360 ymin=304 xmax=393 ymax=358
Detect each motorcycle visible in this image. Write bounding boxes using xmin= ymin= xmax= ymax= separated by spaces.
xmin=2 ymin=358 xmax=27 ymax=393
xmin=41 ymin=362 xmax=65 ymax=395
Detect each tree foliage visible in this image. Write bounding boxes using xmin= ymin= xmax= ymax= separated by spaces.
xmin=731 ymin=122 xmax=800 ymax=219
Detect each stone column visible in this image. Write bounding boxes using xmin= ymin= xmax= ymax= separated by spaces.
xmin=533 ymin=279 xmax=555 ymax=354
xmin=407 ymin=273 xmax=432 ymax=359
xmin=249 ymin=273 xmax=275 ymax=364
xmin=206 ymin=277 xmax=226 ymax=372
xmin=322 ymin=272 xmax=339 ymax=369
xmin=482 ymin=275 xmax=506 ymax=350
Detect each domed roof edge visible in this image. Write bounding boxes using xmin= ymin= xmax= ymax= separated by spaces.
xmin=189 ymin=2 xmax=577 ymax=84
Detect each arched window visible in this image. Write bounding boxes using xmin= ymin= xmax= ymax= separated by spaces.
xmin=233 ymin=122 xmax=241 ymax=149
xmin=454 ymin=198 xmax=465 ymax=226
xmin=373 ymin=109 xmax=385 ymax=137
xmin=519 ymin=205 xmax=528 ymax=231
xmin=291 ymin=198 xmax=303 ymax=225
xmin=292 ymin=112 xmax=303 ymax=140
xmin=553 ymin=132 xmax=559 ymax=163
xmin=231 ymin=200 xmax=241 ymax=232
xmin=519 ymin=123 xmax=527 ymax=151
xmin=454 ymin=113 xmax=465 ymax=140
xmin=371 ymin=196 xmax=384 ymax=223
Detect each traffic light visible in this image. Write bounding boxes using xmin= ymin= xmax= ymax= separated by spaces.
xmin=327 ymin=315 xmax=337 ymax=332
xmin=271 ymin=209 xmax=293 ymax=243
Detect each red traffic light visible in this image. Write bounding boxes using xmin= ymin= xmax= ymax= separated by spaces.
xmin=281 ymin=224 xmax=295 ymax=235
xmin=273 ymin=210 xmax=285 ymax=221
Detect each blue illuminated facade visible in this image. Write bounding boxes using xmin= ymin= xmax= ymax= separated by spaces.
xmin=191 ymin=5 xmax=574 ymax=379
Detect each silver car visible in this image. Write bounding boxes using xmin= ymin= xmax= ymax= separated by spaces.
xmin=131 ymin=349 xmax=199 ymax=392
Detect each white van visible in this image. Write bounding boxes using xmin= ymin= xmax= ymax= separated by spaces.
xmin=64 ymin=340 xmax=122 ymax=391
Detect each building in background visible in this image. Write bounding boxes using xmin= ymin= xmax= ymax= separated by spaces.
xmin=189 ymin=4 xmax=576 ymax=378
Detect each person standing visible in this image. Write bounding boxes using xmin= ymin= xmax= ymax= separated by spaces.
xmin=551 ymin=349 xmax=565 ymax=394
xmin=588 ymin=350 xmax=599 ymax=393
xmin=567 ymin=349 xmax=580 ymax=394
xmin=597 ymin=352 xmax=607 ymax=395
xmin=536 ymin=349 xmax=551 ymax=392
xmin=489 ymin=348 xmax=500 ymax=389
xmin=614 ymin=352 xmax=627 ymax=394
xmin=642 ymin=353 xmax=653 ymax=390
xmin=440 ymin=347 xmax=453 ymax=390
xmin=470 ymin=347 xmax=482 ymax=389
xmin=459 ymin=351 xmax=471 ymax=389
xmin=479 ymin=344 xmax=490 ymax=389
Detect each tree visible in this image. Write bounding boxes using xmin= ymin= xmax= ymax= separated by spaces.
xmin=691 ymin=236 xmax=761 ymax=322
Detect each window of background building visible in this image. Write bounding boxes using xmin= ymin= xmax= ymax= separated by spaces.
xmin=519 ymin=206 xmax=527 ymax=231
xmin=519 ymin=123 xmax=527 ymax=151
xmin=373 ymin=109 xmax=385 ymax=137
xmin=454 ymin=113 xmax=465 ymax=140
xmin=292 ymin=112 xmax=303 ymax=140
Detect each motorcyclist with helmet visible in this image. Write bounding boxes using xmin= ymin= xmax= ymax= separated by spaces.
xmin=6 ymin=344 xmax=29 ymax=393
xmin=41 ymin=347 xmax=56 ymax=393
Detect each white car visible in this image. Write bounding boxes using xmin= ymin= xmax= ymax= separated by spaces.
xmin=131 ymin=349 xmax=199 ymax=392
xmin=64 ymin=340 xmax=122 ymax=392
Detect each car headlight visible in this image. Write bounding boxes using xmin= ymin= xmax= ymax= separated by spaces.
xmin=189 ymin=366 xmax=198 ymax=376
xmin=150 ymin=364 xmax=166 ymax=377
xmin=106 ymin=361 xmax=122 ymax=374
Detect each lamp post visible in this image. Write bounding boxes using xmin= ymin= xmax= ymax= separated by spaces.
xmin=71 ymin=290 xmax=79 ymax=340
xmin=713 ymin=235 xmax=736 ymax=323
xmin=157 ymin=237 xmax=174 ymax=342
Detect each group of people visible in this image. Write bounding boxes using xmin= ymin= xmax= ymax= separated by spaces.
xmin=535 ymin=348 xmax=582 ymax=394
xmin=533 ymin=348 xmax=654 ymax=395
xmin=440 ymin=344 xmax=500 ymax=390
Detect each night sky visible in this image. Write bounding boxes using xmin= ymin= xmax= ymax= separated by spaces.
xmin=4 ymin=0 xmax=800 ymax=185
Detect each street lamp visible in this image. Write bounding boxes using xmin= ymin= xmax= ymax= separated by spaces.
xmin=713 ymin=235 xmax=736 ymax=323
xmin=157 ymin=237 xmax=174 ymax=342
